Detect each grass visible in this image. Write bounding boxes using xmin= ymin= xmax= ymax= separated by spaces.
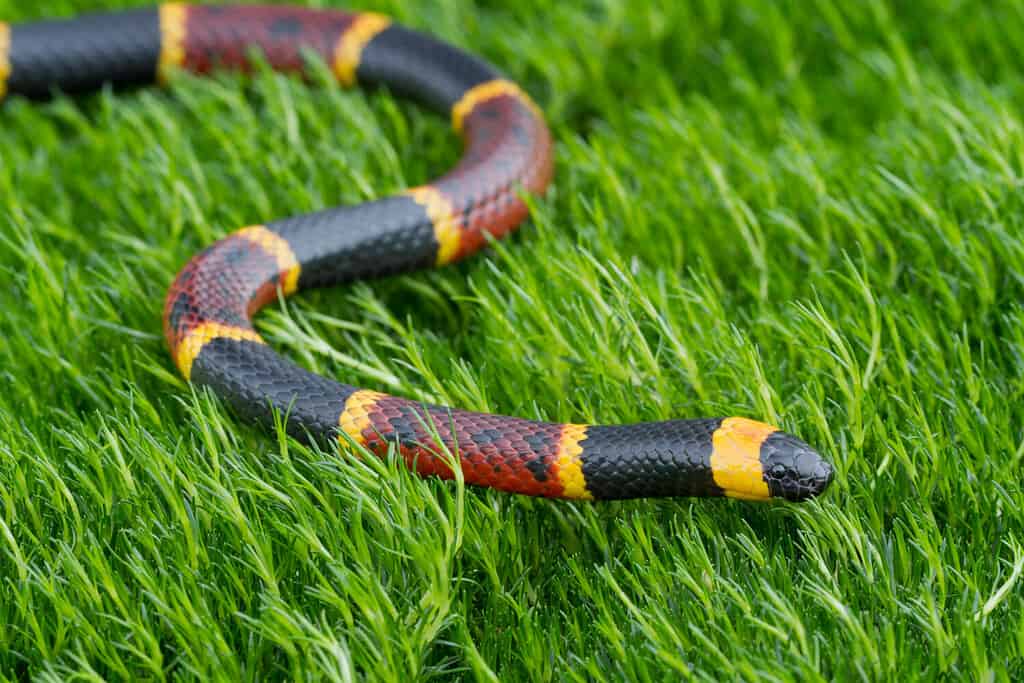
xmin=1 ymin=0 xmax=1023 ymax=679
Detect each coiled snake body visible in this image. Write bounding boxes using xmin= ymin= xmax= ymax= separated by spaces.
xmin=1 ymin=4 xmax=834 ymax=502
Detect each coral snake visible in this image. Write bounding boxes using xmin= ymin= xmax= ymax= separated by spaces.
xmin=2 ymin=4 xmax=833 ymax=502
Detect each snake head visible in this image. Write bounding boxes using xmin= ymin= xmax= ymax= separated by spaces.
xmin=710 ymin=417 xmax=834 ymax=502
xmin=758 ymin=430 xmax=834 ymax=501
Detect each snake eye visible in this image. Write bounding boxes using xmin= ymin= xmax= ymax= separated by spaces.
xmin=759 ymin=431 xmax=834 ymax=501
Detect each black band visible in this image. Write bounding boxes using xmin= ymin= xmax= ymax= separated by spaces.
xmin=356 ymin=24 xmax=499 ymax=113
xmin=7 ymin=8 xmax=161 ymax=99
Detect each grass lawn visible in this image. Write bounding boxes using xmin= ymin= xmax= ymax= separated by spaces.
xmin=2 ymin=0 xmax=1023 ymax=679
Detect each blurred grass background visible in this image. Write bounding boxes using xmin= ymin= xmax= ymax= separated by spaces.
xmin=1 ymin=0 xmax=1023 ymax=679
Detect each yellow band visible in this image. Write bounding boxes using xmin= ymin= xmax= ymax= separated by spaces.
xmin=333 ymin=13 xmax=391 ymax=87
xmin=176 ymin=322 xmax=264 ymax=381
xmin=235 ymin=226 xmax=301 ymax=295
xmin=338 ymin=389 xmax=388 ymax=446
xmin=451 ymin=79 xmax=544 ymax=135
xmin=405 ymin=186 xmax=461 ymax=266
xmin=158 ymin=3 xmax=189 ymax=85
xmin=0 ymin=23 xmax=11 ymax=101
xmin=556 ymin=424 xmax=592 ymax=500
xmin=710 ymin=417 xmax=775 ymax=500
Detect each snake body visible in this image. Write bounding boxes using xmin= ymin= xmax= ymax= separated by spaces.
xmin=2 ymin=4 xmax=834 ymax=502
